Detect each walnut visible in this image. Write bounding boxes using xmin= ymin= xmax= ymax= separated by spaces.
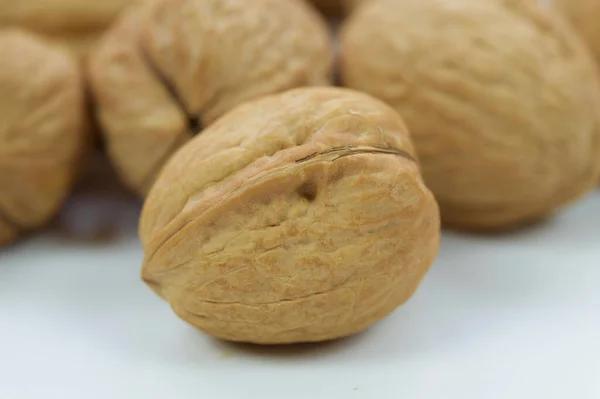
xmin=139 ymin=87 xmax=440 ymax=344
xmin=88 ymin=0 xmax=333 ymax=196
xmin=555 ymin=0 xmax=600 ymax=69
xmin=0 ymin=0 xmax=139 ymax=57
xmin=340 ymin=0 xmax=600 ymax=230
xmin=0 ymin=30 xmax=87 ymax=246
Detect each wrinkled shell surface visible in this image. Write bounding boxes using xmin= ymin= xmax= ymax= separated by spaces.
xmin=0 ymin=0 xmax=139 ymax=56
xmin=341 ymin=0 xmax=600 ymax=230
xmin=89 ymin=0 xmax=333 ymax=195
xmin=555 ymin=0 xmax=600 ymax=67
xmin=140 ymin=87 xmax=440 ymax=344
xmin=0 ymin=30 xmax=87 ymax=245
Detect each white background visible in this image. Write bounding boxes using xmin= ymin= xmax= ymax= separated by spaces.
xmin=1 ymin=188 xmax=599 ymax=399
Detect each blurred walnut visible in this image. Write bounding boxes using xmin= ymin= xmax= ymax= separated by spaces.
xmin=0 ymin=0 xmax=139 ymax=57
xmin=139 ymin=87 xmax=440 ymax=344
xmin=555 ymin=0 xmax=600 ymax=68
xmin=0 ymin=30 xmax=87 ymax=246
xmin=89 ymin=0 xmax=332 ymax=196
xmin=341 ymin=0 xmax=600 ymax=231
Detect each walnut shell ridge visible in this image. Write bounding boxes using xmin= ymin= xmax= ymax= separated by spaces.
xmin=0 ymin=30 xmax=87 ymax=246
xmin=89 ymin=0 xmax=333 ymax=196
xmin=340 ymin=0 xmax=600 ymax=230
xmin=139 ymin=87 xmax=440 ymax=344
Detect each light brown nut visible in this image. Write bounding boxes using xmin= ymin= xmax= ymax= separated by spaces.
xmin=139 ymin=87 xmax=440 ymax=344
xmin=555 ymin=0 xmax=600 ymax=68
xmin=0 ymin=30 xmax=87 ymax=246
xmin=340 ymin=0 xmax=600 ymax=231
xmin=88 ymin=0 xmax=333 ymax=196
xmin=0 ymin=0 xmax=140 ymax=57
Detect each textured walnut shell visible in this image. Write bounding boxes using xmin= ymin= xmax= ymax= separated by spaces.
xmin=341 ymin=0 xmax=600 ymax=231
xmin=555 ymin=0 xmax=600 ymax=68
xmin=139 ymin=87 xmax=440 ymax=344
xmin=0 ymin=30 xmax=87 ymax=246
xmin=89 ymin=0 xmax=333 ymax=196
xmin=0 ymin=0 xmax=139 ymax=57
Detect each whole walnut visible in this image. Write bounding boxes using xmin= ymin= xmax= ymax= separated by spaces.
xmin=89 ymin=0 xmax=332 ymax=196
xmin=139 ymin=87 xmax=440 ymax=344
xmin=0 ymin=0 xmax=139 ymax=57
xmin=0 ymin=30 xmax=87 ymax=246
xmin=555 ymin=0 xmax=600 ymax=68
xmin=340 ymin=0 xmax=600 ymax=231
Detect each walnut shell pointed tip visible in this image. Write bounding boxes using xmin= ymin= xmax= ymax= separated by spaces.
xmin=139 ymin=87 xmax=440 ymax=344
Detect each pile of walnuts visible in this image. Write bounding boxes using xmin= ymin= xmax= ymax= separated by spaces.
xmin=1 ymin=0 xmax=599 ymax=344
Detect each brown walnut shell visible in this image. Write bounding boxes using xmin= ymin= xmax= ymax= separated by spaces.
xmin=555 ymin=0 xmax=600 ymax=69
xmin=0 ymin=0 xmax=139 ymax=57
xmin=340 ymin=0 xmax=600 ymax=231
xmin=139 ymin=87 xmax=440 ymax=344
xmin=89 ymin=0 xmax=333 ymax=196
xmin=0 ymin=30 xmax=87 ymax=246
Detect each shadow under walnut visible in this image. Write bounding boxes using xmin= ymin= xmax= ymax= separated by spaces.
xmin=139 ymin=87 xmax=441 ymax=345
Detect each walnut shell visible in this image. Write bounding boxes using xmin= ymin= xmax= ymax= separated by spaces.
xmin=340 ymin=0 xmax=600 ymax=231
xmin=0 ymin=0 xmax=139 ymax=57
xmin=555 ymin=0 xmax=600 ymax=68
xmin=89 ymin=0 xmax=333 ymax=196
xmin=139 ymin=87 xmax=440 ymax=344
xmin=0 ymin=30 xmax=87 ymax=246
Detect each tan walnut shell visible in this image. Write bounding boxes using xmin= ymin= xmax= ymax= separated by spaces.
xmin=555 ymin=0 xmax=600 ymax=68
xmin=0 ymin=30 xmax=87 ymax=246
xmin=139 ymin=87 xmax=440 ymax=344
xmin=340 ymin=0 xmax=600 ymax=231
xmin=0 ymin=0 xmax=140 ymax=57
xmin=89 ymin=0 xmax=333 ymax=196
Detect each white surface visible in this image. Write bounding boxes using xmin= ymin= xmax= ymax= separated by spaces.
xmin=1 ymin=192 xmax=599 ymax=399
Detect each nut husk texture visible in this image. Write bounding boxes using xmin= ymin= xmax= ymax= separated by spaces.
xmin=341 ymin=0 xmax=600 ymax=230
xmin=555 ymin=0 xmax=600 ymax=68
xmin=140 ymin=87 xmax=440 ymax=344
xmin=0 ymin=0 xmax=139 ymax=56
xmin=89 ymin=0 xmax=333 ymax=196
xmin=0 ymin=30 xmax=87 ymax=245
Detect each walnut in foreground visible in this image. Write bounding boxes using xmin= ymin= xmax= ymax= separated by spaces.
xmin=89 ymin=0 xmax=333 ymax=196
xmin=139 ymin=87 xmax=440 ymax=344
xmin=340 ymin=0 xmax=600 ymax=231
xmin=0 ymin=30 xmax=87 ymax=246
